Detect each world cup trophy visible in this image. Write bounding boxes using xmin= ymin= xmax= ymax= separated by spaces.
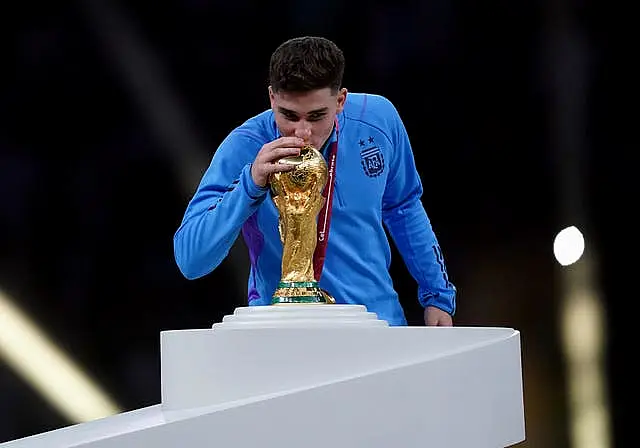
xmin=269 ymin=144 xmax=335 ymax=304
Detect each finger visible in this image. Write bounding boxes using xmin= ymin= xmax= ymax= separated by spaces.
xmin=433 ymin=315 xmax=453 ymax=327
xmin=426 ymin=316 xmax=438 ymax=326
xmin=262 ymin=147 xmax=301 ymax=163
xmin=265 ymin=162 xmax=297 ymax=174
xmin=424 ymin=308 xmax=440 ymax=326
xmin=269 ymin=137 xmax=304 ymax=149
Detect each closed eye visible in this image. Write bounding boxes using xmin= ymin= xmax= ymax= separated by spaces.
xmin=278 ymin=107 xmax=327 ymax=122
xmin=308 ymin=114 xmax=326 ymax=122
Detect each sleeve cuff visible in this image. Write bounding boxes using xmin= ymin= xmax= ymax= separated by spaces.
xmin=241 ymin=163 xmax=269 ymax=200
xmin=419 ymin=290 xmax=456 ymax=316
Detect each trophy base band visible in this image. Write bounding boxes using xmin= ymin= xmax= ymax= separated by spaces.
xmin=271 ymin=281 xmax=335 ymax=305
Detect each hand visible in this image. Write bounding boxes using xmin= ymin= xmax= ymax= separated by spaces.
xmin=251 ymin=137 xmax=304 ymax=187
xmin=424 ymin=306 xmax=453 ymax=326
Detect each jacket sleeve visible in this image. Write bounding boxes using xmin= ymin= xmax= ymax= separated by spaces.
xmin=173 ymin=130 xmax=268 ymax=279
xmin=379 ymin=98 xmax=457 ymax=315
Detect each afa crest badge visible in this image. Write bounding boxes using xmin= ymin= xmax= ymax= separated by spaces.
xmin=360 ymin=145 xmax=385 ymax=177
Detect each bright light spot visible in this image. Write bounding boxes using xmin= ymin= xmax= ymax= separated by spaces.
xmin=0 ymin=287 xmax=122 ymax=423
xmin=554 ymin=226 xmax=585 ymax=266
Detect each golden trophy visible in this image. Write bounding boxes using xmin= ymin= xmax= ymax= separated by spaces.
xmin=269 ymin=144 xmax=335 ymax=305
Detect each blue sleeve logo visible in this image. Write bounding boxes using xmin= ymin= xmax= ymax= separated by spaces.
xmin=359 ymin=136 xmax=385 ymax=177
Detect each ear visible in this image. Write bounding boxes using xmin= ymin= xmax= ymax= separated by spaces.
xmin=268 ymin=86 xmax=276 ymax=108
xmin=336 ymin=88 xmax=348 ymax=113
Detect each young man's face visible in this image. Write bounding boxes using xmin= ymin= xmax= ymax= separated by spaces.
xmin=269 ymin=86 xmax=347 ymax=150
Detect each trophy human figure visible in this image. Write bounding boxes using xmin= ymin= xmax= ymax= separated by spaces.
xmin=269 ymin=144 xmax=335 ymax=304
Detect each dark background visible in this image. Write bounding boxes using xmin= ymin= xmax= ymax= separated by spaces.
xmin=1 ymin=0 xmax=632 ymax=446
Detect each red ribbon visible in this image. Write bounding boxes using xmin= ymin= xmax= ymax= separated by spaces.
xmin=313 ymin=120 xmax=339 ymax=281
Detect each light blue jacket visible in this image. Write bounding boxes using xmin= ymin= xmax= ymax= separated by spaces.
xmin=174 ymin=93 xmax=456 ymax=325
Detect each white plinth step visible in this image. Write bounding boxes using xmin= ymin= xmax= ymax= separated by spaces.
xmin=212 ymin=304 xmax=389 ymax=329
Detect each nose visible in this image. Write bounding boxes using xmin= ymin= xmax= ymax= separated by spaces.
xmin=293 ymin=122 xmax=312 ymax=142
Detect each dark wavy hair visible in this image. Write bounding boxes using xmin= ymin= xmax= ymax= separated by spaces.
xmin=269 ymin=36 xmax=345 ymax=94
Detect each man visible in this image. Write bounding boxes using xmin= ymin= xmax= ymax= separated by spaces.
xmin=173 ymin=36 xmax=456 ymax=326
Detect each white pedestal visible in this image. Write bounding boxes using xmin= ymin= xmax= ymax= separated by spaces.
xmin=1 ymin=305 xmax=526 ymax=447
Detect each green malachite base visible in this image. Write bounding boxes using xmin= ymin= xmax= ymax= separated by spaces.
xmin=271 ymin=281 xmax=330 ymax=305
